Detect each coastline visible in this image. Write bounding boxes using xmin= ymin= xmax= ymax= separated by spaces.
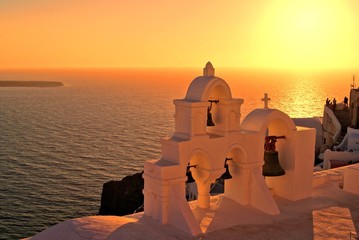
xmin=0 ymin=80 xmax=63 ymax=87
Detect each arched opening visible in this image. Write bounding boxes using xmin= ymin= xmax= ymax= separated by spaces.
xmin=184 ymin=151 xmax=229 ymax=231
xmin=241 ymin=109 xmax=297 ymax=192
xmin=185 ymin=151 xmax=213 ymax=207
xmin=206 ymin=84 xmax=226 ymax=129
xmin=185 ymin=151 xmax=239 ymax=203
xmin=205 ymin=82 xmax=232 ymax=135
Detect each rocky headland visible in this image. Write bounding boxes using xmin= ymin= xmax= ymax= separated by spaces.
xmin=0 ymin=80 xmax=64 ymax=87
xmin=99 ymin=172 xmax=144 ymax=216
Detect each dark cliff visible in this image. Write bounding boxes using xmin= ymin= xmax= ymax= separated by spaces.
xmin=99 ymin=172 xmax=144 ymax=216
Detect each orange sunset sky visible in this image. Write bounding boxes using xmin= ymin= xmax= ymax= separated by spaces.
xmin=1 ymin=0 xmax=359 ymax=69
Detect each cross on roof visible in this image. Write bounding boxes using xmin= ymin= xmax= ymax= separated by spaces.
xmin=261 ymin=93 xmax=271 ymax=109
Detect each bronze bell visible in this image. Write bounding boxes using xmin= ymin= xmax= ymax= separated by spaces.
xmin=207 ymin=112 xmax=215 ymax=126
xmin=262 ymin=151 xmax=285 ymax=176
xmin=186 ymin=165 xmax=195 ymax=183
xmin=207 ymin=99 xmax=219 ymax=127
xmin=221 ymin=162 xmax=232 ymax=179
xmin=221 ymin=158 xmax=232 ymax=179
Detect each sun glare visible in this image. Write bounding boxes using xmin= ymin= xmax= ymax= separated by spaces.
xmin=293 ymin=9 xmax=321 ymax=33
xmin=254 ymin=1 xmax=357 ymax=69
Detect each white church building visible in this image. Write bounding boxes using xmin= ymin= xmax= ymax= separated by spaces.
xmin=142 ymin=62 xmax=316 ymax=236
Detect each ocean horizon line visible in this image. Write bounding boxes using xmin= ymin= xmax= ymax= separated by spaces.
xmin=0 ymin=66 xmax=358 ymax=72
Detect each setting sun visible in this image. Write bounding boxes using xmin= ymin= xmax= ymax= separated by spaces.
xmin=252 ymin=0 xmax=359 ymax=69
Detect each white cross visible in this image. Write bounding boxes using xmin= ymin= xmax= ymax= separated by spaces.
xmin=261 ymin=93 xmax=271 ymax=109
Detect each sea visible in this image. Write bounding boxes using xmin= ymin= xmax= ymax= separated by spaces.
xmin=0 ymin=67 xmax=355 ymax=239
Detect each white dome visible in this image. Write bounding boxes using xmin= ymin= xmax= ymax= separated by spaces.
xmin=184 ymin=76 xmax=232 ymax=101
xmin=184 ymin=62 xmax=232 ymax=101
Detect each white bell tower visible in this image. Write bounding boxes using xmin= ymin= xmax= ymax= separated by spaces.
xmin=142 ymin=63 xmax=316 ymax=237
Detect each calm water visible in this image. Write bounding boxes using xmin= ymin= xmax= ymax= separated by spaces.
xmin=0 ymin=68 xmax=354 ymax=239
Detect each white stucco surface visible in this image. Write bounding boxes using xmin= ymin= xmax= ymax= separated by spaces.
xmin=344 ymin=164 xmax=359 ymax=195
xmin=27 ymin=165 xmax=359 ymax=240
xmin=292 ymin=117 xmax=323 ymax=151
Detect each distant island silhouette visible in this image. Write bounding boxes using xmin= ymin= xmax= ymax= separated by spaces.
xmin=0 ymin=81 xmax=64 ymax=87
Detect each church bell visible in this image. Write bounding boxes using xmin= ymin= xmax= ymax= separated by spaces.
xmin=221 ymin=163 xmax=232 ymax=179
xmin=207 ymin=112 xmax=215 ymax=126
xmin=262 ymin=151 xmax=285 ymax=177
xmin=221 ymin=158 xmax=232 ymax=179
xmin=207 ymin=99 xmax=219 ymax=127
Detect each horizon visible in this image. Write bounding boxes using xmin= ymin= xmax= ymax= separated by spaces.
xmin=1 ymin=66 xmax=359 ymax=72
xmin=1 ymin=1 xmax=359 ymax=69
